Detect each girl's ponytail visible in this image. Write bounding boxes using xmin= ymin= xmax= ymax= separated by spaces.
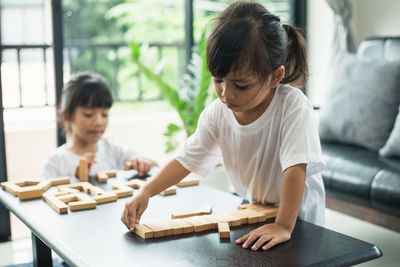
xmin=281 ymin=24 xmax=308 ymax=88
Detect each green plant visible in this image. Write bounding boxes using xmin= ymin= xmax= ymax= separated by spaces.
xmin=130 ymin=34 xmax=214 ymax=153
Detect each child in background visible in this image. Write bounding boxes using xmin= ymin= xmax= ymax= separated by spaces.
xmin=121 ymin=1 xmax=325 ymax=251
xmin=40 ymin=72 xmax=157 ymax=179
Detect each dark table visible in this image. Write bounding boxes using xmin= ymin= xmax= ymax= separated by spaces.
xmin=0 ymin=171 xmax=382 ymax=267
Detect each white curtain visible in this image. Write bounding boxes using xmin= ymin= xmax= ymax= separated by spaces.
xmin=326 ymin=0 xmax=356 ymax=53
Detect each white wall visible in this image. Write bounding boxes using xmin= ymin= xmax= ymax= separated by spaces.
xmin=307 ymin=0 xmax=400 ymax=106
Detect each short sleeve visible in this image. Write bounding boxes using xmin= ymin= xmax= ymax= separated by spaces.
xmin=279 ymin=94 xmax=325 ymax=176
xmin=175 ymin=105 xmax=222 ymax=176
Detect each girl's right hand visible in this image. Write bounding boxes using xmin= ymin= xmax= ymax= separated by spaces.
xmin=121 ymin=188 xmax=150 ymax=232
xmin=75 ymin=152 xmax=96 ymax=178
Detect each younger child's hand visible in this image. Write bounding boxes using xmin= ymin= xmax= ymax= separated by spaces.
xmin=129 ymin=157 xmax=157 ymax=177
xmin=121 ymin=188 xmax=150 ymax=232
xmin=75 ymin=152 xmax=96 ymax=178
xmin=235 ymin=222 xmax=291 ymax=251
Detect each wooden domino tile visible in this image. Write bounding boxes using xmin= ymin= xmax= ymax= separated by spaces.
xmin=96 ymin=171 xmax=108 ymax=183
xmin=218 ymin=222 xmax=230 ymax=239
xmin=78 ymin=158 xmax=89 ymax=181
xmin=42 ymin=192 xmax=69 ymax=214
xmin=135 ymin=224 xmax=154 ymax=239
xmin=159 ymin=186 xmax=176 ymax=196
xmin=176 ymin=176 xmax=199 ymax=187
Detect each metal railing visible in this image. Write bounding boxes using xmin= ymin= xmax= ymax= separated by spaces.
xmin=1 ymin=42 xmax=185 ymax=109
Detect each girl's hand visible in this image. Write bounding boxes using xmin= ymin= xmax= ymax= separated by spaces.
xmin=129 ymin=157 xmax=157 ymax=176
xmin=235 ymin=222 xmax=291 ymax=251
xmin=75 ymin=152 xmax=96 ymax=178
xmin=121 ymin=188 xmax=150 ymax=232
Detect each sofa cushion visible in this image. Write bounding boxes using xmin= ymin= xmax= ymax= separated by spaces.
xmin=321 ymin=141 xmax=400 ymax=215
xmin=379 ymin=106 xmax=400 ymax=157
xmin=371 ymin=170 xmax=400 ymax=216
xmin=319 ymin=52 xmax=400 ymax=151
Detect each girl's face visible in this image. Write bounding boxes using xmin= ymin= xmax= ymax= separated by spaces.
xmin=213 ymin=66 xmax=284 ymax=124
xmin=68 ymin=107 xmax=109 ymax=144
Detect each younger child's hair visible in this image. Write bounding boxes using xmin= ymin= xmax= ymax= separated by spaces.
xmin=59 ymin=72 xmax=113 ymax=135
xmin=207 ymin=1 xmax=308 ymax=88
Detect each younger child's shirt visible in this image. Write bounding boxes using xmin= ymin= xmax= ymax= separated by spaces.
xmin=176 ymin=83 xmax=326 ymax=226
xmin=39 ymin=139 xmax=137 ymax=179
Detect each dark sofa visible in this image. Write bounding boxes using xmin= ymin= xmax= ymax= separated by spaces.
xmin=320 ymin=37 xmax=400 ymax=219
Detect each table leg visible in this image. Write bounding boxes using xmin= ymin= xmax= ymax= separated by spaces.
xmin=32 ymin=232 xmax=53 ymax=267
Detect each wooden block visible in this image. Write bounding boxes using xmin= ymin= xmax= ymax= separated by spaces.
xmin=58 ymin=194 xmax=79 ymax=203
xmin=88 ymin=186 xmax=105 ymax=196
xmin=1 ymin=182 xmax=20 ymax=196
xmin=159 ymin=186 xmax=176 ymax=196
xmin=58 ymin=183 xmax=84 ymax=191
xmin=19 ymin=186 xmax=43 ymax=200
xmin=135 ymin=224 xmax=154 ymax=239
xmin=24 ymin=180 xmax=41 ymax=186
xmin=200 ymin=204 xmax=212 ymax=215
xmin=37 ymin=180 xmax=52 ymax=191
xmin=144 ymin=222 xmax=167 ymax=238
xmin=96 ymin=171 xmax=108 ymax=183
xmin=156 ymin=221 xmax=175 ymax=236
xmin=240 ymin=209 xmax=266 ymax=224
xmin=175 ymin=219 xmax=194 ymax=233
xmin=78 ymin=158 xmax=89 ymax=181
xmin=49 ymin=176 xmax=70 ymax=186
xmin=164 ymin=220 xmax=184 ymax=235
xmin=126 ymin=179 xmax=145 ymax=189
xmin=218 ymin=222 xmax=230 ymax=239
xmin=215 ymin=213 xmax=242 ymax=227
xmin=69 ymin=200 xmax=96 ymax=211
xmin=58 ymin=187 xmax=80 ymax=193
xmin=199 ymin=215 xmax=219 ymax=229
xmin=112 ymin=184 xmax=133 ymax=198
xmin=79 ymin=182 xmax=93 ymax=193
xmin=171 ymin=210 xmax=202 ymax=219
xmin=105 ymin=170 xmax=117 ymax=177
xmin=42 ymin=193 xmax=68 ymax=214
xmin=182 ymin=216 xmax=210 ymax=232
xmin=227 ymin=210 xmax=249 ymax=224
xmin=176 ymin=176 xmax=199 ymax=187
xmin=92 ymin=192 xmax=118 ymax=204
xmin=124 ymin=161 xmax=132 ymax=170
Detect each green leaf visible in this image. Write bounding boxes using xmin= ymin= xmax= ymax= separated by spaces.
xmin=130 ymin=41 xmax=141 ymax=60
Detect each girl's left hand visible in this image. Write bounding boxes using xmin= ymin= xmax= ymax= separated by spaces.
xmin=129 ymin=157 xmax=157 ymax=177
xmin=235 ymin=222 xmax=291 ymax=251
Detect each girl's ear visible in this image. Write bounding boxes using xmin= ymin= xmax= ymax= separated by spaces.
xmin=270 ymin=65 xmax=285 ymax=88
xmin=63 ymin=112 xmax=71 ymax=122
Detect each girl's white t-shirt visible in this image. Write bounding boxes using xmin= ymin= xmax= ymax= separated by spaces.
xmin=176 ymin=84 xmax=326 ymax=226
xmin=39 ymin=139 xmax=137 ymax=179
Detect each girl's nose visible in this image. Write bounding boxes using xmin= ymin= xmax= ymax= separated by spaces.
xmin=221 ymin=83 xmax=234 ymax=99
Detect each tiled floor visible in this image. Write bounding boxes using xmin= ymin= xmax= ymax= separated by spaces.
xmin=1 ymin=168 xmax=399 ymax=266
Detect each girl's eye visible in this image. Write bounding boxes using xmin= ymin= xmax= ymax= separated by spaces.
xmin=102 ymin=113 xmax=109 ymax=118
xmin=83 ymin=113 xmax=93 ymax=118
xmin=213 ymin=78 xmax=223 ymax=84
xmin=234 ymin=84 xmax=250 ymax=90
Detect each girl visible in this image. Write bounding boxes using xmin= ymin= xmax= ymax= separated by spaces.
xmin=40 ymin=72 xmax=158 ymax=179
xmin=121 ymin=1 xmax=325 ymax=251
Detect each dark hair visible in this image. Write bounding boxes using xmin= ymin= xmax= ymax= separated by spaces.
xmin=207 ymin=1 xmax=308 ymax=88
xmin=59 ymin=72 xmax=113 ymax=135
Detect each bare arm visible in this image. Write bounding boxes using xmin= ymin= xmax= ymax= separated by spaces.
xmin=275 ymin=163 xmax=306 ymax=232
xmin=143 ymin=159 xmax=190 ymax=196
xmin=236 ymin=163 xmax=306 ymax=250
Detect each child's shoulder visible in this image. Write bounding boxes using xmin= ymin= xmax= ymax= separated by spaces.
xmin=277 ymin=84 xmax=313 ymax=110
xmin=45 ymin=143 xmax=75 ymax=163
